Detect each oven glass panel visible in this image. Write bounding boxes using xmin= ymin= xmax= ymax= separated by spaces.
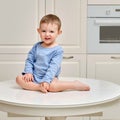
xmin=100 ymin=26 xmax=120 ymax=43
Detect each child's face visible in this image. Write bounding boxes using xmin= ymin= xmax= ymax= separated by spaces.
xmin=37 ymin=23 xmax=61 ymax=46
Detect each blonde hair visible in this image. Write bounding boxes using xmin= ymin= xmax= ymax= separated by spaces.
xmin=39 ymin=14 xmax=61 ymax=31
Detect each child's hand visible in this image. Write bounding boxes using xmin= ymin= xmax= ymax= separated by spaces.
xmin=40 ymin=82 xmax=50 ymax=93
xmin=23 ymin=73 xmax=34 ymax=82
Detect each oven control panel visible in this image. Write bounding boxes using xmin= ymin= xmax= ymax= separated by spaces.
xmin=88 ymin=6 xmax=120 ymax=18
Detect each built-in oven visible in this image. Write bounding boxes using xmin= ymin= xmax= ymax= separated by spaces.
xmin=87 ymin=5 xmax=120 ymax=53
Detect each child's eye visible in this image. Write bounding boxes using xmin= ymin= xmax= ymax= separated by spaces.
xmin=42 ymin=30 xmax=46 ymax=32
xmin=50 ymin=31 xmax=54 ymax=33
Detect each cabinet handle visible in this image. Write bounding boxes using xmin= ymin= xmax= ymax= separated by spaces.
xmin=63 ymin=56 xmax=74 ymax=59
xmin=111 ymin=56 xmax=120 ymax=59
xmin=115 ymin=9 xmax=120 ymax=12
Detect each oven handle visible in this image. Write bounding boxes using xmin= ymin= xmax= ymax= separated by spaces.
xmin=94 ymin=19 xmax=120 ymax=25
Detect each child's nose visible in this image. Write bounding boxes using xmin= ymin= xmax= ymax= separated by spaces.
xmin=46 ymin=32 xmax=50 ymax=36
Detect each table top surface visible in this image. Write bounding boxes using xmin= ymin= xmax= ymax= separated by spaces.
xmin=0 ymin=78 xmax=120 ymax=108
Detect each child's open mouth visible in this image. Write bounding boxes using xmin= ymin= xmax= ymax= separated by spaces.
xmin=45 ymin=38 xmax=51 ymax=40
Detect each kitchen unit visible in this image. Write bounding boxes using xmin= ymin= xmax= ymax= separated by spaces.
xmin=1 ymin=0 xmax=120 ymax=85
xmin=0 ymin=0 xmax=120 ymax=120
xmin=0 ymin=0 xmax=88 ymax=120
xmin=87 ymin=5 xmax=120 ymax=84
xmin=0 ymin=0 xmax=38 ymax=81
xmin=87 ymin=1 xmax=120 ymax=120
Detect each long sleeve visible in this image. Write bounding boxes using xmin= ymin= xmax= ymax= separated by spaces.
xmin=22 ymin=43 xmax=37 ymax=74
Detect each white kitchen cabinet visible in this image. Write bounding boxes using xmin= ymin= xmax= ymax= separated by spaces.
xmin=60 ymin=54 xmax=86 ymax=78
xmin=87 ymin=54 xmax=120 ymax=84
xmin=0 ymin=0 xmax=38 ymax=46
xmin=40 ymin=0 xmax=87 ymax=54
xmin=39 ymin=0 xmax=87 ymax=78
xmin=0 ymin=0 xmax=87 ymax=119
xmin=0 ymin=54 xmax=26 ymax=81
xmin=0 ymin=1 xmax=43 ymax=119
xmin=0 ymin=0 xmax=38 ymax=81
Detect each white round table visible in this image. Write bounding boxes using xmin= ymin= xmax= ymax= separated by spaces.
xmin=0 ymin=78 xmax=120 ymax=119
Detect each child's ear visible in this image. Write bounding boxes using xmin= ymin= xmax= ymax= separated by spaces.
xmin=37 ymin=28 xmax=40 ymax=33
xmin=59 ymin=30 xmax=62 ymax=35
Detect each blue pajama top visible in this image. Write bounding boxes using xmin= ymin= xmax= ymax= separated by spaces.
xmin=23 ymin=42 xmax=63 ymax=84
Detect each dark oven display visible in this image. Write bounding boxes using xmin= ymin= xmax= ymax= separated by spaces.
xmin=100 ymin=26 xmax=120 ymax=43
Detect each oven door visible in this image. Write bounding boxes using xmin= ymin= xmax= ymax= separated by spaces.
xmin=87 ymin=18 xmax=120 ymax=53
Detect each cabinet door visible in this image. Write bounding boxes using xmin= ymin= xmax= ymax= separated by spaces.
xmin=60 ymin=54 xmax=86 ymax=78
xmin=44 ymin=0 xmax=87 ymax=53
xmin=87 ymin=55 xmax=120 ymax=84
xmin=0 ymin=0 xmax=38 ymax=81
xmin=0 ymin=54 xmax=26 ymax=81
xmin=0 ymin=0 xmax=38 ymax=46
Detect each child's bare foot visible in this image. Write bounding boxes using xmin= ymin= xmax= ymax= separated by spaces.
xmin=74 ymin=80 xmax=90 ymax=91
xmin=39 ymin=84 xmax=48 ymax=93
